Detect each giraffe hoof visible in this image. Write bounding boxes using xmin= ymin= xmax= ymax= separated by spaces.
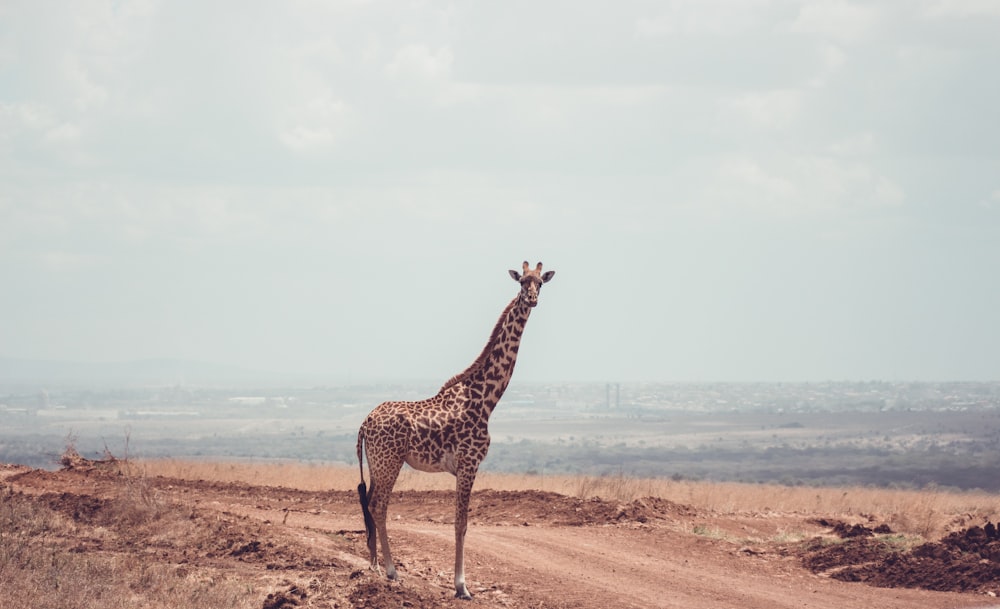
xmin=455 ymin=588 xmax=473 ymax=600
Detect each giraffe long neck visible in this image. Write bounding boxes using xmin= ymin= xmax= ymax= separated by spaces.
xmin=438 ymin=295 xmax=533 ymax=414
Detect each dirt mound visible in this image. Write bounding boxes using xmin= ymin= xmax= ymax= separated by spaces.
xmin=802 ymin=536 xmax=891 ymax=573
xmin=41 ymin=491 xmax=108 ymax=523
xmin=809 ymin=518 xmax=894 ymax=538
xmin=469 ymin=489 xmax=691 ymax=526
xmin=347 ymin=576 xmax=455 ymax=609
xmin=262 ymin=584 xmax=309 ymax=609
xmin=379 ymin=489 xmax=690 ymax=528
xmin=803 ymin=521 xmax=1000 ymax=595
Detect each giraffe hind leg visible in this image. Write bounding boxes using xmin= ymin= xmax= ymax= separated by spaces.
xmin=357 ymin=481 xmax=378 ymax=569
xmin=368 ymin=461 xmax=403 ymax=581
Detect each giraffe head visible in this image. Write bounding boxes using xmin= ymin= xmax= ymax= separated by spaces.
xmin=508 ymin=261 xmax=555 ymax=307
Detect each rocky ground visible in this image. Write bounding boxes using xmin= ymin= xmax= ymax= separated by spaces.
xmin=2 ymin=460 xmax=998 ymax=609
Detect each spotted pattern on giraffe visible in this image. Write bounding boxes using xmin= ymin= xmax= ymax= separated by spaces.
xmin=355 ymin=261 xmax=555 ymax=600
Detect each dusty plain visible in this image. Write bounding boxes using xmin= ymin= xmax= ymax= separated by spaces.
xmin=3 ymin=458 xmax=999 ymax=609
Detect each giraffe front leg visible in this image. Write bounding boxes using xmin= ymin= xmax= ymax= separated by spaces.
xmin=453 ymin=467 xmax=477 ymax=600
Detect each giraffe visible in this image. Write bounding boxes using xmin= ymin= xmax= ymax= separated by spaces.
xmin=355 ymin=261 xmax=555 ymax=599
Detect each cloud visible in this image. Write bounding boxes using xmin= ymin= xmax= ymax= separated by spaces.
xmin=634 ymin=0 xmax=773 ymax=37
xmin=828 ymin=132 xmax=876 ymax=156
xmin=921 ymin=0 xmax=1000 ymax=18
xmin=703 ymin=155 xmax=905 ymax=217
xmin=0 ymin=102 xmax=50 ymax=136
xmin=982 ymin=189 xmax=1000 ymax=209
xmin=0 ymin=102 xmax=88 ymax=168
xmin=385 ymin=44 xmax=454 ymax=80
xmin=278 ymin=93 xmax=352 ymax=153
xmin=714 ymin=158 xmax=797 ymax=209
xmin=718 ymin=88 xmax=803 ymax=130
xmin=789 ymin=1 xmax=879 ymax=42
xmin=42 ymin=121 xmax=81 ymax=143
xmin=820 ymin=43 xmax=848 ymax=71
xmin=38 ymin=249 xmax=105 ymax=272
xmin=382 ymin=44 xmax=482 ymax=107
xmin=63 ymin=55 xmax=109 ymax=111
xmin=806 ymin=42 xmax=848 ymax=88
xmin=873 ymin=176 xmax=905 ymax=207
xmin=794 ymin=157 xmax=906 ymax=211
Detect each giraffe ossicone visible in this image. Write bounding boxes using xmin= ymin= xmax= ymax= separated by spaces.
xmin=356 ymin=261 xmax=555 ymax=600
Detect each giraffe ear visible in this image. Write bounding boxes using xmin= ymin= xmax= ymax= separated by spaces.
xmin=509 ymin=269 xmax=522 ymax=281
xmin=541 ymin=271 xmax=555 ymax=283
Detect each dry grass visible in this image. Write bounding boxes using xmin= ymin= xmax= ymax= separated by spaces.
xmin=138 ymin=458 xmax=1000 ymax=539
xmin=0 ymin=474 xmax=260 ymax=609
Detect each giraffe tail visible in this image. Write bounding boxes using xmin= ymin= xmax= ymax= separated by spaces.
xmin=356 ymin=428 xmax=376 ymax=549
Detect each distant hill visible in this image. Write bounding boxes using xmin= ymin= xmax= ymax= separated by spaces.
xmin=0 ymin=357 xmax=269 ymax=387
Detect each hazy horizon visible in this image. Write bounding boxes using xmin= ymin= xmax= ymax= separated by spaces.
xmin=3 ymin=2 xmax=998 ymax=384
xmin=1 ymin=355 xmax=997 ymax=388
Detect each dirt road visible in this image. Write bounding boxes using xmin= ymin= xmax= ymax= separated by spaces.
xmin=3 ymin=463 xmax=998 ymax=609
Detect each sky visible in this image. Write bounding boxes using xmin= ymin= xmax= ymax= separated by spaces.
xmin=1 ymin=0 xmax=998 ymax=384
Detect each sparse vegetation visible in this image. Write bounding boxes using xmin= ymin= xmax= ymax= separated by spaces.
xmin=0 ymin=484 xmax=259 ymax=609
xmin=692 ymin=524 xmax=727 ymax=539
xmin=0 ymin=442 xmax=264 ymax=609
xmin=876 ymin=532 xmax=926 ymax=552
xmin=136 ymin=459 xmax=1000 ymax=539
